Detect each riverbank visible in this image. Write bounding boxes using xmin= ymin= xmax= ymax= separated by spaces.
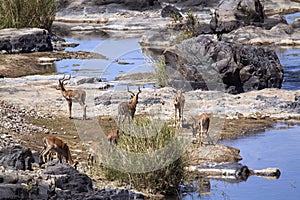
xmin=1 ymin=75 xmax=299 ymax=197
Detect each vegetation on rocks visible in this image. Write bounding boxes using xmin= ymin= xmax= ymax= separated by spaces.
xmin=0 ymin=0 xmax=56 ymax=30
xmin=155 ymin=56 xmax=168 ymax=88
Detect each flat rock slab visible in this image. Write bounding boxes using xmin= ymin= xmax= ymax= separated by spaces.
xmin=0 ymin=28 xmax=53 ymax=54
xmin=187 ymin=144 xmax=242 ymax=166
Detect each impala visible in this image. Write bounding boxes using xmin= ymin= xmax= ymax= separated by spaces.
xmin=174 ymin=89 xmax=185 ymax=126
xmin=118 ymin=86 xmax=141 ymax=126
xmin=40 ymin=135 xmax=78 ymax=168
xmin=107 ymin=129 xmax=120 ymax=146
xmin=196 ymin=113 xmax=214 ymax=146
xmin=107 ymin=129 xmax=120 ymax=152
xmin=56 ymin=75 xmax=87 ymax=120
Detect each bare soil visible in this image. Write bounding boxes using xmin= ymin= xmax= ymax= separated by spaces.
xmin=0 ymin=51 xmax=105 ymax=78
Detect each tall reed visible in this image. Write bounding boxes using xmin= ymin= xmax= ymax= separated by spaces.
xmin=0 ymin=0 xmax=56 ymax=31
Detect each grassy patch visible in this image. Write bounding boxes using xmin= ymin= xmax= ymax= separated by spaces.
xmin=102 ymin=116 xmax=187 ymax=195
xmin=155 ymin=56 xmax=168 ymax=88
xmin=0 ymin=0 xmax=56 ymax=30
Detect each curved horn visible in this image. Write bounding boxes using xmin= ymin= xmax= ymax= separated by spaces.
xmin=59 ymin=74 xmax=66 ymax=82
xmin=137 ymin=86 xmax=141 ymax=93
xmin=127 ymin=86 xmax=135 ymax=96
xmin=62 ymin=74 xmax=71 ymax=84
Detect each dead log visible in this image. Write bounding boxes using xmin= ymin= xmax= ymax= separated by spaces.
xmin=186 ymin=162 xmax=280 ymax=181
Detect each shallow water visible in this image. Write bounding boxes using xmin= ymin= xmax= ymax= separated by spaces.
xmin=182 ymin=125 xmax=300 ymax=200
xmin=55 ymin=37 xmax=154 ymax=81
xmin=277 ymin=48 xmax=300 ymax=90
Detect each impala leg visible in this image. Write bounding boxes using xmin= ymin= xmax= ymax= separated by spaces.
xmin=41 ymin=145 xmax=54 ymax=163
xmin=181 ymin=108 xmax=184 ymax=126
xmin=67 ymin=100 xmax=72 ymax=119
xmin=83 ymin=105 xmax=87 ymax=120
xmin=206 ymin=132 xmax=214 ymax=145
xmin=200 ymin=122 xmax=203 ymax=146
xmin=174 ymin=108 xmax=177 ymax=126
xmin=79 ymin=101 xmax=87 ymax=120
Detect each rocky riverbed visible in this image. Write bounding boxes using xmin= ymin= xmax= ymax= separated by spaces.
xmin=1 ymin=0 xmax=300 ymax=198
xmin=2 ymin=73 xmax=299 ymax=198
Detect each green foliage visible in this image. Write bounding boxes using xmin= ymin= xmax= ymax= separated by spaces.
xmin=103 ymin=117 xmax=186 ymax=195
xmin=155 ymin=56 xmax=168 ymax=88
xmin=175 ymin=11 xmax=200 ymax=44
xmin=183 ymin=11 xmax=200 ymax=37
xmin=0 ymin=0 xmax=57 ymax=30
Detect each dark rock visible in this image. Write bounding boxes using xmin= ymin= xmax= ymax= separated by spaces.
xmin=161 ymin=5 xmax=182 ymax=18
xmin=0 ymin=184 xmax=29 ymax=200
xmin=176 ymin=0 xmax=220 ymax=8
xmin=0 ymin=145 xmax=34 ymax=170
xmin=292 ymin=19 xmax=300 ymax=29
xmin=44 ymin=163 xmax=93 ymax=193
xmin=163 ymin=36 xmax=283 ymax=93
xmin=0 ymin=28 xmax=53 ymax=54
xmin=76 ymin=77 xmax=102 ymax=85
xmin=124 ymin=0 xmax=159 ymax=10
xmin=142 ymin=97 xmax=164 ymax=105
xmin=262 ymin=15 xmax=288 ymax=30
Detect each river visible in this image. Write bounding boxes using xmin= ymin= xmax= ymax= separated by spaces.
xmin=181 ymin=124 xmax=300 ymax=200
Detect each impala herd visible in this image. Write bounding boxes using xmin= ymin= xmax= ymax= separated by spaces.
xmin=39 ymin=75 xmax=214 ymax=168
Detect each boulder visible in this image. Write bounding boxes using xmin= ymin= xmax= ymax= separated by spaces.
xmin=221 ymin=23 xmax=300 ymax=46
xmin=0 ymin=145 xmax=34 ymax=170
xmin=0 ymin=28 xmax=53 ymax=54
xmin=0 ymin=184 xmax=29 ymax=200
xmin=44 ymin=163 xmax=93 ymax=193
xmin=210 ymin=0 xmax=265 ymax=33
xmin=163 ymin=36 xmax=283 ymax=94
xmin=161 ymin=5 xmax=183 ymax=18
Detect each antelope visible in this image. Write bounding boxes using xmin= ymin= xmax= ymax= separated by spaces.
xmin=107 ymin=129 xmax=120 ymax=146
xmin=195 ymin=113 xmax=214 ymax=146
xmin=40 ymin=135 xmax=78 ymax=168
xmin=107 ymin=129 xmax=120 ymax=152
xmin=56 ymin=75 xmax=87 ymax=120
xmin=174 ymin=89 xmax=185 ymax=127
xmin=118 ymin=86 xmax=142 ymax=126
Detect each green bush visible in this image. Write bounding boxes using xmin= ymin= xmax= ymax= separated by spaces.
xmin=174 ymin=11 xmax=200 ymax=44
xmin=155 ymin=56 xmax=168 ymax=88
xmin=103 ymin=118 xmax=187 ymax=195
xmin=0 ymin=0 xmax=57 ymax=30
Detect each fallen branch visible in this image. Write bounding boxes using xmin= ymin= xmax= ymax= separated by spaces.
xmin=185 ymin=162 xmax=281 ymax=181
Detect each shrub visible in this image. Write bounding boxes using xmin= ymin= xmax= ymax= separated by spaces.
xmin=155 ymin=56 xmax=168 ymax=88
xmin=175 ymin=11 xmax=201 ymax=44
xmin=102 ymin=117 xmax=187 ymax=195
xmin=0 ymin=0 xmax=57 ymax=31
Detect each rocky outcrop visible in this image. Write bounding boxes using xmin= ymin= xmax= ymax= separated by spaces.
xmin=0 ymin=134 xmax=144 ymax=200
xmin=0 ymin=161 xmax=144 ymax=200
xmin=0 ymin=145 xmax=34 ymax=171
xmin=210 ymin=0 xmax=265 ymax=33
xmin=163 ymin=36 xmax=283 ymax=94
xmin=0 ymin=28 xmax=53 ymax=54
